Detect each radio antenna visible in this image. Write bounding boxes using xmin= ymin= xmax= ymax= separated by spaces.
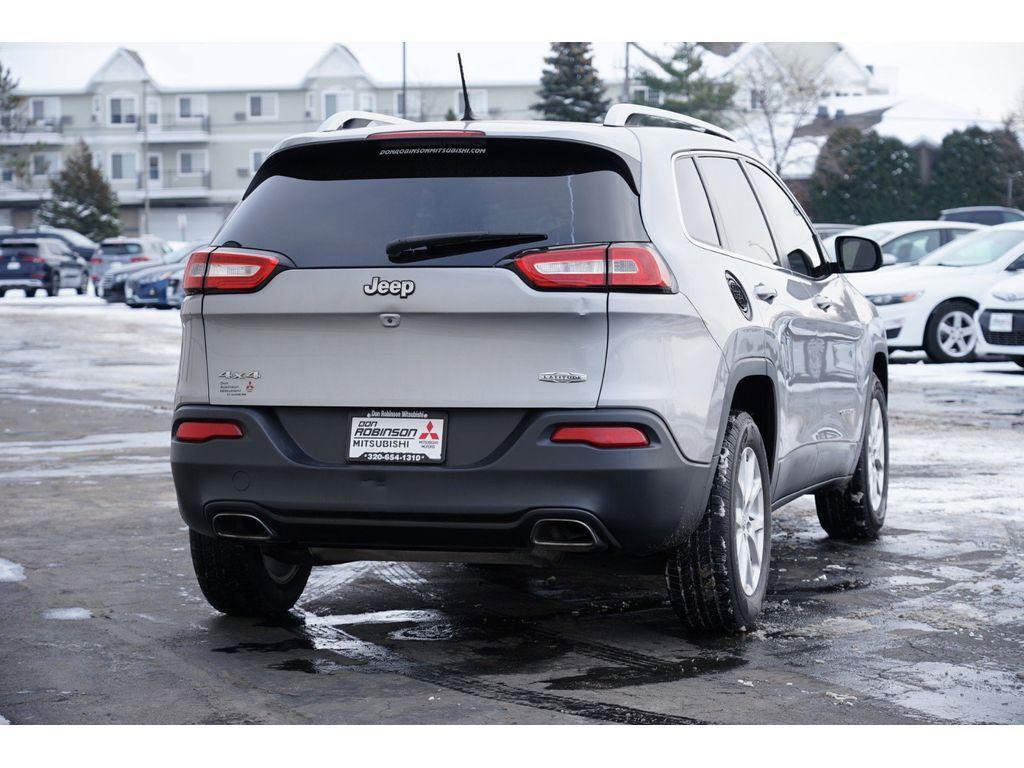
xmin=457 ymin=52 xmax=474 ymax=121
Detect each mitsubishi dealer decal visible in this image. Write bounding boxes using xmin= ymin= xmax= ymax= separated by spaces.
xmin=348 ymin=410 xmax=447 ymax=464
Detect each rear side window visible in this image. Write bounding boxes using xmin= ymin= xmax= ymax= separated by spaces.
xmin=101 ymin=242 xmax=142 ymax=255
xmin=746 ymin=163 xmax=823 ymax=276
xmin=696 ymin=157 xmax=776 ymax=264
xmin=217 ymin=138 xmax=648 ymax=268
xmin=674 ymin=157 xmax=719 ymax=247
xmin=883 ymin=229 xmax=941 ymax=264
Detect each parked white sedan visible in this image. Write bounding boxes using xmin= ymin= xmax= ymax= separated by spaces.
xmin=975 ymin=272 xmax=1024 ymax=367
xmin=849 ymin=223 xmax=1024 ymax=362
xmin=824 ymin=220 xmax=980 ymax=267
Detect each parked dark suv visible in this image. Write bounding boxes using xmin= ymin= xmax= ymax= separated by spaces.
xmin=0 ymin=238 xmax=89 ymax=297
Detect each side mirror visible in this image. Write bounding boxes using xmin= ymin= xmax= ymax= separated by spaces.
xmin=834 ymin=236 xmax=882 ymax=273
xmin=881 ymin=253 xmax=897 ymax=267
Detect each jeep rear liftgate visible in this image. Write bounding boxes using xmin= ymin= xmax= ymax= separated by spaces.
xmin=202 ymin=266 xmax=608 ymax=408
xmin=197 ymin=136 xmax=653 ymax=409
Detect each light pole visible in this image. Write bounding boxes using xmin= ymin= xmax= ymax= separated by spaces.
xmin=140 ymin=77 xmax=150 ymax=236
xmin=401 ymin=42 xmax=407 ymax=119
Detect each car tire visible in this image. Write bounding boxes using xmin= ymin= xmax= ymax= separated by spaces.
xmin=0 ymin=288 xmax=6 ymax=298
xmin=815 ymin=376 xmax=889 ymax=541
xmin=924 ymin=300 xmax=978 ymax=363
xmin=1014 ymin=357 xmax=1024 ymax=370
xmin=189 ymin=530 xmax=311 ymax=618
xmin=665 ymin=411 xmax=771 ymax=634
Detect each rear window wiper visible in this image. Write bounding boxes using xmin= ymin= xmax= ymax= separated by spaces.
xmin=386 ymin=232 xmax=547 ymax=263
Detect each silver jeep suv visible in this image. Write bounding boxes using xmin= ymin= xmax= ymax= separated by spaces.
xmin=171 ymin=105 xmax=889 ymax=633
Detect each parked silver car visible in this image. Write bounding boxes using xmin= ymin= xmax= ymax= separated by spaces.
xmin=171 ymin=105 xmax=889 ymax=634
xmin=91 ymin=235 xmax=170 ymax=292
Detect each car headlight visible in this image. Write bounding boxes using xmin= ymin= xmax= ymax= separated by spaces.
xmin=867 ymin=291 xmax=922 ymax=306
xmin=992 ymin=289 xmax=1024 ymax=301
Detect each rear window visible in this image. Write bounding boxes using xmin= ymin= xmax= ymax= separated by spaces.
xmin=101 ymin=242 xmax=142 ymax=255
xmin=1 ymin=244 xmax=38 ymax=256
xmin=216 ymin=138 xmax=648 ymax=268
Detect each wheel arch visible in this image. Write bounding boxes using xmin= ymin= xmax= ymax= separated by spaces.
xmin=714 ymin=359 xmax=778 ymax=479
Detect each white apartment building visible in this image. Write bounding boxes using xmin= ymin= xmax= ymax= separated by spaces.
xmin=0 ymin=42 xmax=891 ymax=240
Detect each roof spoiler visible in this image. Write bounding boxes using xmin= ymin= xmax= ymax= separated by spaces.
xmin=603 ymin=103 xmax=735 ymax=142
xmin=318 ymin=110 xmax=413 ymax=132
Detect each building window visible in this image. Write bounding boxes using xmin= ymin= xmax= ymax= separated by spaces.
xmin=109 ymin=94 xmax=138 ymax=126
xmin=177 ymin=150 xmax=208 ymax=176
xmin=750 ymin=89 xmax=766 ymax=110
xmin=453 ymin=89 xmax=488 ymax=117
xmin=393 ymin=90 xmax=421 ymax=118
xmin=28 ymin=97 xmax=60 ymax=126
xmin=147 ymin=153 xmax=161 ymax=182
xmin=322 ymin=90 xmax=354 ymax=119
xmin=146 ymin=96 xmax=160 ymax=126
xmin=110 ymin=152 xmax=137 ymax=181
xmin=177 ymin=94 xmax=207 ymax=121
xmin=247 ymin=93 xmax=278 ymax=119
xmin=31 ymin=153 xmax=59 ymax=177
xmin=630 ymin=87 xmax=662 ymax=106
xmin=2 ymin=165 xmax=15 ymax=184
xmin=250 ymin=149 xmax=270 ymax=174
xmin=359 ymin=92 xmax=376 ymax=112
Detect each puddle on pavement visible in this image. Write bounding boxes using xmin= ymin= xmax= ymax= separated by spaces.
xmin=542 ymin=655 xmax=746 ymax=691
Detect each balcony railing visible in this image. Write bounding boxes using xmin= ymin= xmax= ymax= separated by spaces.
xmin=140 ymin=114 xmax=212 ymax=133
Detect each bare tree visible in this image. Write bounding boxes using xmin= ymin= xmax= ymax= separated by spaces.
xmin=731 ymin=48 xmax=830 ymax=176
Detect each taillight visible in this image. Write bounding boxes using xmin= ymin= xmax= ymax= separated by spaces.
xmin=129 ymin=255 xmax=149 ymax=263
xmin=89 ymin=256 xmax=102 ymax=265
xmin=512 ymin=246 xmax=608 ymax=289
xmin=368 ymin=130 xmax=486 ymax=140
xmin=182 ymin=247 xmax=213 ymax=294
xmin=510 ymin=244 xmax=674 ymax=293
xmin=183 ymin=247 xmax=281 ymax=295
xmin=174 ymin=420 xmax=244 ymax=443
xmin=551 ymin=425 xmax=650 ymax=448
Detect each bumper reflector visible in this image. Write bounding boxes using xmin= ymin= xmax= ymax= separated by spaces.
xmin=174 ymin=421 xmax=244 ymax=443
xmin=551 ymin=425 xmax=649 ymax=448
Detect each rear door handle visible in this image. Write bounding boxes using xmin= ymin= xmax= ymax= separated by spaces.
xmin=753 ymin=283 xmax=777 ymax=302
xmin=814 ymin=296 xmax=834 ymax=311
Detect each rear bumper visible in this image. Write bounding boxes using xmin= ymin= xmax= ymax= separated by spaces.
xmin=0 ymin=278 xmax=45 ymax=288
xmin=170 ymin=405 xmax=714 ymax=557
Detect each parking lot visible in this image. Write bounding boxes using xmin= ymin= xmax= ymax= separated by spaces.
xmin=1 ymin=293 xmax=1023 ymax=725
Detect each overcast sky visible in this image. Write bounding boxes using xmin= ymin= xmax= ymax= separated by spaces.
xmin=344 ymin=42 xmax=1024 ymax=121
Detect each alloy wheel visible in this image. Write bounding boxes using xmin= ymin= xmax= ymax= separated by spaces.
xmin=937 ymin=310 xmax=977 ymax=359
xmin=734 ymin=446 xmax=766 ymax=596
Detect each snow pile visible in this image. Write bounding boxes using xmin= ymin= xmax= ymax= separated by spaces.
xmin=0 ymin=558 xmax=26 ymax=583
xmin=42 ymin=607 xmax=92 ymax=620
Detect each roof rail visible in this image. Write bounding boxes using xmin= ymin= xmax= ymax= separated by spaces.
xmin=318 ymin=110 xmax=413 ymax=132
xmin=603 ymin=103 xmax=735 ymax=142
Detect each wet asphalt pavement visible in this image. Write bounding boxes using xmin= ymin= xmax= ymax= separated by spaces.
xmin=1 ymin=295 xmax=1023 ymax=724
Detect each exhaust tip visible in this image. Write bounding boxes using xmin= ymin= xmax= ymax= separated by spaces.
xmin=211 ymin=512 xmax=275 ymax=542
xmin=531 ymin=519 xmax=600 ymax=551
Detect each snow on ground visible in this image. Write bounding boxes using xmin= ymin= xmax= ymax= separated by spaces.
xmin=42 ymin=608 xmax=92 ymax=620
xmin=0 ymin=293 xmax=181 ymax=406
xmin=0 ymin=558 xmax=26 ymax=583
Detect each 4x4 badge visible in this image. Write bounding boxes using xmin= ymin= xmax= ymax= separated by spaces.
xmin=539 ymin=372 xmax=587 ymax=384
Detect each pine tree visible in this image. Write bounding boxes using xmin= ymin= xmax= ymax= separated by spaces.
xmin=38 ymin=140 xmax=121 ymax=240
xmin=926 ymin=126 xmax=1024 ymax=213
xmin=533 ymin=43 xmax=610 ymax=123
xmin=808 ymin=127 xmax=924 ymax=224
xmin=635 ymin=43 xmax=736 ymax=125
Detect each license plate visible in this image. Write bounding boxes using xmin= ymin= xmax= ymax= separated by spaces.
xmin=6 ymin=262 xmax=19 ymax=270
xmin=126 ymin=285 xmax=134 ymax=298
xmin=990 ymin=313 xmax=1013 ymax=332
xmin=110 ymin=262 xmax=121 ymax=270
xmin=347 ymin=410 xmax=446 ymax=464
